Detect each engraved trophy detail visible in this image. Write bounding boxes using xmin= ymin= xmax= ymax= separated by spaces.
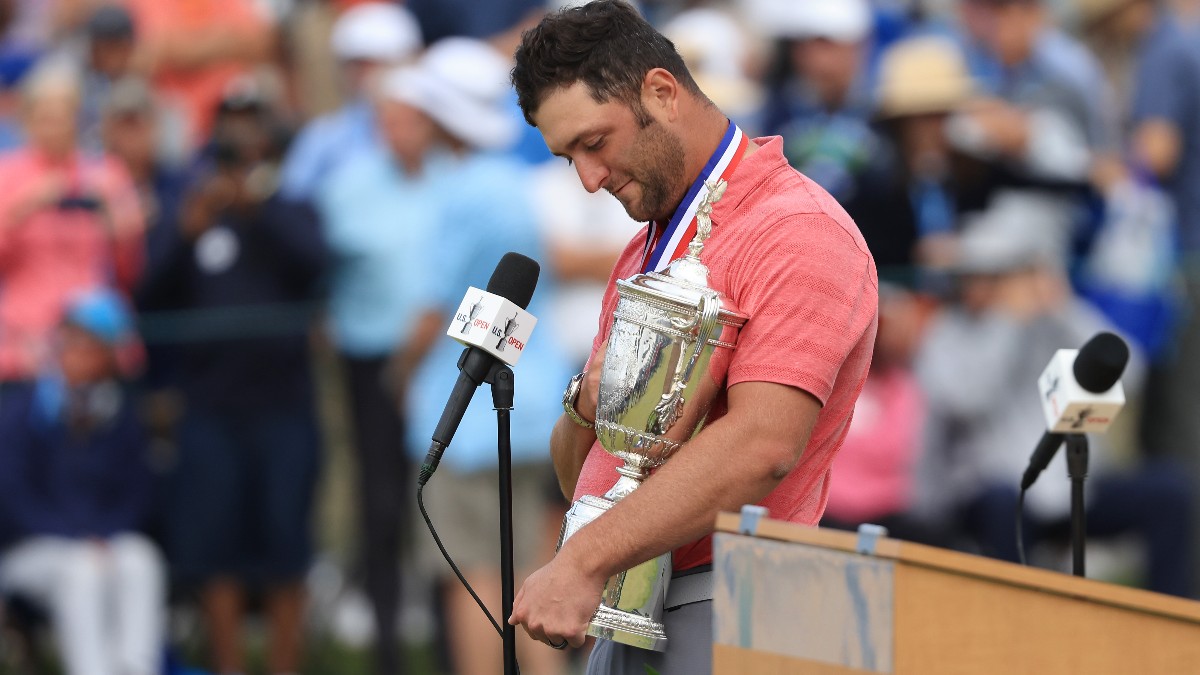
xmin=557 ymin=179 xmax=747 ymax=651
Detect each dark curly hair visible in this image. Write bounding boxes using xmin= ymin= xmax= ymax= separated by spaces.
xmin=511 ymin=0 xmax=706 ymax=127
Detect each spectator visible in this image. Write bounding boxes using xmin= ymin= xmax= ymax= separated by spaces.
xmin=101 ymin=77 xmax=188 ymax=297
xmin=1082 ymin=0 xmax=1200 ymax=588
xmin=913 ymin=197 xmax=1192 ymax=596
xmin=279 ymin=1 xmax=422 ymax=201
xmin=124 ymin=0 xmax=274 ymax=147
xmin=822 ymin=284 xmax=946 ymax=546
xmin=102 ymin=76 xmax=190 ymax=436
xmin=529 ymin=160 xmax=643 ymax=368
xmin=139 ymin=88 xmax=328 ymax=675
xmin=952 ymin=0 xmax=1112 ymax=186
xmin=660 ymin=6 xmax=765 ymax=130
xmin=847 ymin=35 xmax=995 ymax=273
xmin=308 ymin=26 xmax=436 ymax=673
xmin=1117 ymin=0 xmax=1200 ymax=434
xmin=0 ymin=287 xmax=165 ymax=675
xmin=382 ymin=38 xmax=573 ymax=675
xmin=0 ymin=62 xmax=143 ymax=384
xmin=756 ymin=0 xmax=892 ymax=204
xmin=72 ymin=4 xmax=139 ymax=155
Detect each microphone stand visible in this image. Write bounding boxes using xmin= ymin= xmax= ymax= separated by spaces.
xmin=1064 ymin=434 xmax=1089 ymax=578
xmin=487 ymin=362 xmax=519 ymax=675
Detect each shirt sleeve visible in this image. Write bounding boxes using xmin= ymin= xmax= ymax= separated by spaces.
xmin=725 ymin=212 xmax=878 ymax=405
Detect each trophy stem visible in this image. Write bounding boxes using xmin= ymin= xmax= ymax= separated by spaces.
xmin=604 ymin=464 xmax=648 ymax=502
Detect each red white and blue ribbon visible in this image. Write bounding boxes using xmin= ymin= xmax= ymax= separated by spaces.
xmin=641 ymin=122 xmax=747 ymax=273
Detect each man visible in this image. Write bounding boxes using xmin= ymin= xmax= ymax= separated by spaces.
xmin=757 ymin=0 xmax=885 ymax=204
xmin=283 ymin=6 xmax=422 ymax=673
xmin=954 ymin=0 xmax=1112 ymax=186
xmin=0 ymin=288 xmax=164 ymax=675
xmin=0 ymin=62 xmax=144 ymax=384
xmin=912 ymin=197 xmax=1191 ymax=597
xmin=140 ymin=89 xmax=327 ymax=675
xmin=279 ymin=1 xmax=422 ymax=201
xmin=123 ymin=0 xmax=273 ymax=148
xmin=508 ymin=2 xmax=879 ymax=672
xmin=1086 ymin=0 xmax=1200 ymax=589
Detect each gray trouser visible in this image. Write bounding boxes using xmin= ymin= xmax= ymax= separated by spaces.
xmin=585 ymin=600 xmax=712 ymax=675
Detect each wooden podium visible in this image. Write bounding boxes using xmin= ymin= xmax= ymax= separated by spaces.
xmin=711 ymin=511 xmax=1200 ymax=674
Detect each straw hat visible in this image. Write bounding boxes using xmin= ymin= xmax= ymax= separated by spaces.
xmin=876 ymin=37 xmax=973 ymax=119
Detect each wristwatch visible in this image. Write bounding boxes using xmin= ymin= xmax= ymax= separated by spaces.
xmin=562 ymin=372 xmax=595 ymax=430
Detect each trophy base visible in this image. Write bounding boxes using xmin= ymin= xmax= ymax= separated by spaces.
xmin=559 ymin=494 xmax=672 ymax=652
xmin=587 ymin=603 xmax=668 ymax=652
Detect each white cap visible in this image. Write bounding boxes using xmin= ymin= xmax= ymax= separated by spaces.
xmin=746 ymin=0 xmax=872 ymax=42
xmin=380 ymin=37 xmax=518 ymax=151
xmin=331 ymin=2 xmax=422 ymax=63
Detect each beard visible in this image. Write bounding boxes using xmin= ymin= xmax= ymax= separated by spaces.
xmin=609 ymin=118 xmax=687 ymax=223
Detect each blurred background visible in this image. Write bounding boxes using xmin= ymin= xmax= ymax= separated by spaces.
xmin=0 ymin=0 xmax=1197 ymax=674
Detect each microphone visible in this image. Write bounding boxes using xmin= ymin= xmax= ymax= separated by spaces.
xmin=1020 ymin=332 xmax=1129 ymax=491
xmin=418 ymin=252 xmax=540 ymax=486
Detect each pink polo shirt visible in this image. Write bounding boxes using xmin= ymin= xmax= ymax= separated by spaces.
xmin=573 ymin=136 xmax=879 ymax=571
xmin=0 ymin=149 xmax=144 ymax=380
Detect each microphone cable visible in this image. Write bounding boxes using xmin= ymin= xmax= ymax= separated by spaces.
xmin=417 ymin=481 xmax=503 ymax=636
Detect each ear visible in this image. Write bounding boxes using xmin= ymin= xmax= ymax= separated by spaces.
xmin=640 ymin=68 xmax=681 ymax=122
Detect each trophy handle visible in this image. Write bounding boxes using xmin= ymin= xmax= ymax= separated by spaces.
xmin=647 ymin=291 xmax=721 ymax=435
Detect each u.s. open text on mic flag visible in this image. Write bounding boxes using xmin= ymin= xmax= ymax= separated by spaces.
xmin=447 ymin=288 xmax=537 ymax=367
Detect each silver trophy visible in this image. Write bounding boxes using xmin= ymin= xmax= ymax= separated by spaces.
xmin=557 ymin=179 xmax=747 ymax=651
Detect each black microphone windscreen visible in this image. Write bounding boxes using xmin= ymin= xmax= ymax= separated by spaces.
xmin=1073 ymin=332 xmax=1129 ymax=393
xmin=486 ymin=252 xmax=540 ymax=309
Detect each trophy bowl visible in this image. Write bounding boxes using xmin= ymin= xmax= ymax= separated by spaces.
xmin=558 ymin=268 xmax=747 ymax=651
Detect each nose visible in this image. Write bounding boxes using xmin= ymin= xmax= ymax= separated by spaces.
xmin=574 ymin=157 xmax=609 ymax=194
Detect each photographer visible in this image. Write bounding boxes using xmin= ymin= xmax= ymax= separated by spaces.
xmin=138 ymin=81 xmax=328 ymax=675
xmin=0 ymin=62 xmax=144 ymax=385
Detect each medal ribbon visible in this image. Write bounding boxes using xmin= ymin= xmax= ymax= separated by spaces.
xmin=642 ymin=122 xmax=747 ymax=273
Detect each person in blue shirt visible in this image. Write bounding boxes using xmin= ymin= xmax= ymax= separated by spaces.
xmin=1092 ymin=0 xmax=1200 ymax=583
xmin=310 ymin=57 xmax=443 ymax=675
xmin=0 ymin=287 xmax=165 ymax=675
xmin=379 ymin=38 xmax=573 ymax=675
xmin=139 ymin=89 xmax=329 ymax=675
xmin=953 ymin=0 xmax=1116 ymax=184
xmin=278 ymin=2 xmax=422 ymax=202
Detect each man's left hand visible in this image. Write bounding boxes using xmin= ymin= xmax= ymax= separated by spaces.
xmin=509 ymin=546 xmax=605 ymax=649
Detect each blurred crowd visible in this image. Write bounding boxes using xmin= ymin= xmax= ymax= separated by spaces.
xmin=0 ymin=0 xmax=1197 ymax=674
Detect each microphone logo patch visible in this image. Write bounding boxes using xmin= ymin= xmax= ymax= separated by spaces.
xmin=494 ymin=313 xmax=520 ymax=351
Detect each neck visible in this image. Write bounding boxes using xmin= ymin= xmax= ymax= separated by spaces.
xmin=679 ymin=108 xmax=731 ymax=190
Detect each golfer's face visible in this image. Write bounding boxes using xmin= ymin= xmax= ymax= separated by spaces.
xmin=534 ymin=82 xmax=683 ymax=222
